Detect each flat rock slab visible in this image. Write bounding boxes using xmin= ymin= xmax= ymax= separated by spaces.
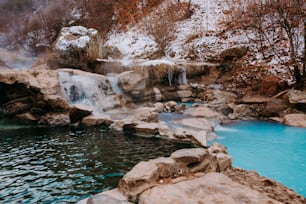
xmin=77 ymin=188 xmax=132 ymax=204
xmin=186 ymin=106 xmax=222 ymax=118
xmin=236 ymin=96 xmax=270 ymax=104
xmin=283 ymin=114 xmax=306 ymax=128
xmin=174 ymin=118 xmax=213 ymax=132
xmin=287 ymin=90 xmax=306 ymax=104
xmin=139 ymin=173 xmax=281 ymax=204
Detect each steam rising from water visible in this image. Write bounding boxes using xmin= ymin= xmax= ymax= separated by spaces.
xmin=0 ymin=48 xmax=36 ymax=69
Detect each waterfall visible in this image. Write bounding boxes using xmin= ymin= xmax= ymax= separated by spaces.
xmin=168 ymin=67 xmax=173 ymax=86
xmin=106 ymin=73 xmax=123 ymax=94
xmin=178 ymin=65 xmax=187 ymax=85
xmin=58 ymin=70 xmax=122 ymax=114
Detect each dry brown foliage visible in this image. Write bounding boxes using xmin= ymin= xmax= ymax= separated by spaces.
xmin=223 ymin=0 xmax=306 ymax=88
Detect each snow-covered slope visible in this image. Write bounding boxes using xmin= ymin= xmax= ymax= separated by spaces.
xmin=105 ymin=0 xmax=304 ymax=83
xmin=105 ymin=0 xmax=248 ymax=61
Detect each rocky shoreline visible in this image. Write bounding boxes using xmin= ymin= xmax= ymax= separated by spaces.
xmin=77 ymin=145 xmax=305 ymax=204
xmin=1 ymin=26 xmax=306 ymax=203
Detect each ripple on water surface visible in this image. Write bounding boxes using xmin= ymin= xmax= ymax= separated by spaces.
xmin=0 ymin=126 xmax=191 ymax=203
xmin=214 ymin=120 xmax=306 ymax=197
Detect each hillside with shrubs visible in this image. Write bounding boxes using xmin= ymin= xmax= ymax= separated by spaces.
xmin=0 ymin=0 xmax=305 ymax=90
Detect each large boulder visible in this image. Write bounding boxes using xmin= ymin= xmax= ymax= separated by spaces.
xmin=199 ymin=89 xmax=237 ymax=115
xmin=138 ymin=173 xmax=280 ymax=204
xmin=283 ymin=114 xmax=306 ymax=128
xmin=81 ymin=115 xmax=113 ymax=127
xmin=50 ymin=26 xmax=102 ymax=71
xmin=287 ymin=90 xmax=306 ymax=112
xmin=172 ymin=128 xmax=207 ymax=147
xmin=118 ymin=145 xmax=231 ymax=202
xmin=0 ymin=68 xmax=70 ymax=125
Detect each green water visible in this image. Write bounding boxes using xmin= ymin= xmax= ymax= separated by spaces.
xmin=0 ymin=126 xmax=191 ymax=203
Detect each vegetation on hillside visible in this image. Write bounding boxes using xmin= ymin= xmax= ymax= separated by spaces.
xmin=223 ymin=0 xmax=306 ymax=89
xmin=0 ymin=0 xmax=190 ymax=52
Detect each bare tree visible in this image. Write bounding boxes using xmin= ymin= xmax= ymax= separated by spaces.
xmin=224 ymin=0 xmax=306 ymax=89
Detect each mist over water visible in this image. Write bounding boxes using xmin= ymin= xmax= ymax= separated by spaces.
xmin=0 ymin=48 xmax=36 ymax=69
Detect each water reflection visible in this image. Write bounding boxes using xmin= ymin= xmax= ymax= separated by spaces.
xmin=0 ymin=126 xmax=191 ymax=203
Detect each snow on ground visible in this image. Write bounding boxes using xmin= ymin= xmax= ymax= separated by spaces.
xmin=105 ymin=0 xmax=249 ymax=61
xmin=104 ymin=0 xmax=301 ymax=83
xmin=105 ymin=30 xmax=158 ymax=59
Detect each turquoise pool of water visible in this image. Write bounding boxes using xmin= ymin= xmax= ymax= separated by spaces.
xmin=0 ymin=126 xmax=191 ymax=203
xmin=213 ymin=120 xmax=306 ymax=197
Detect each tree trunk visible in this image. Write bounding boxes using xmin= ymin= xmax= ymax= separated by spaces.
xmin=303 ymin=19 xmax=306 ymax=87
xmin=294 ymin=65 xmax=303 ymax=89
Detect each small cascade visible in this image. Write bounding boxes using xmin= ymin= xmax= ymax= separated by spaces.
xmin=168 ymin=67 xmax=173 ymax=86
xmin=58 ymin=70 xmax=122 ymax=114
xmin=178 ymin=65 xmax=187 ymax=85
xmin=106 ymin=73 xmax=123 ymax=94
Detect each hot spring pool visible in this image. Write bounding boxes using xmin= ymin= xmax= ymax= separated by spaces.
xmin=0 ymin=126 xmax=191 ymax=203
xmin=214 ymin=120 xmax=306 ymax=197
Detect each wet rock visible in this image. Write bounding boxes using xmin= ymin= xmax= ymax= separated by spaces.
xmin=50 ymin=26 xmax=101 ymax=71
xmin=283 ymin=114 xmax=306 ymax=128
xmin=39 ymin=113 xmax=70 ymax=126
xmin=70 ymin=104 xmax=93 ymax=123
xmin=138 ymin=173 xmax=280 ymax=204
xmin=134 ymin=123 xmax=160 ymax=136
xmin=81 ymin=115 xmax=113 ymax=126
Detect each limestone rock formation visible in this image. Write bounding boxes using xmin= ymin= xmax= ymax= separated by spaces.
xmin=118 ymin=144 xmax=232 ymax=202
xmin=70 ymin=104 xmax=93 ymax=123
xmin=81 ymin=115 xmax=113 ymax=126
xmin=58 ymin=68 xmax=122 ymax=113
xmin=283 ymin=114 xmax=306 ymax=128
xmin=50 ymin=26 xmax=102 ymax=71
xmin=287 ymin=90 xmax=306 ymax=112
xmin=172 ymin=128 xmax=207 ymax=147
xmin=138 ymin=172 xmax=281 ymax=204
xmin=0 ymin=68 xmax=70 ymax=125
